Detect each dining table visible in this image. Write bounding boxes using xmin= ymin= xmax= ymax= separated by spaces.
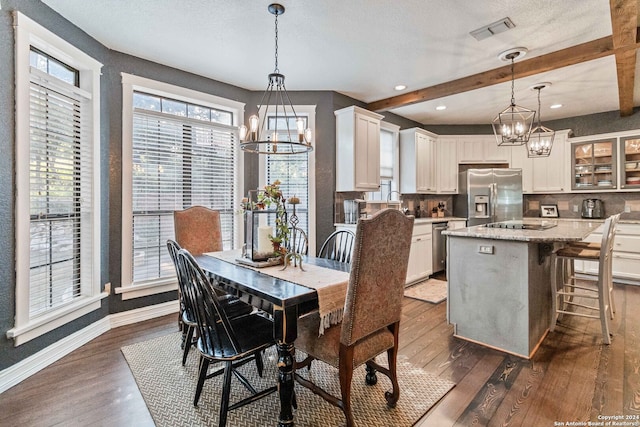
xmin=195 ymin=250 xmax=350 ymax=427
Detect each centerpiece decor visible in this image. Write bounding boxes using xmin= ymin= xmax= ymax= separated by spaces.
xmin=282 ymin=196 xmax=305 ymax=271
xmin=241 ymin=180 xmax=290 ymax=265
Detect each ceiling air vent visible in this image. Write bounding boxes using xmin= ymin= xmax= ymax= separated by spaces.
xmin=470 ymin=17 xmax=515 ymax=41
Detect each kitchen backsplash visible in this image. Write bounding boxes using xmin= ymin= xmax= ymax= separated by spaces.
xmin=335 ymin=191 xmax=640 ymax=223
xmin=524 ymin=192 xmax=640 ymax=220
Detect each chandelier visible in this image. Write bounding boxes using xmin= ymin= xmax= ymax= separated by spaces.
xmin=527 ymin=83 xmax=555 ymax=158
xmin=492 ymin=48 xmax=535 ymax=147
xmin=239 ymin=3 xmax=313 ymax=155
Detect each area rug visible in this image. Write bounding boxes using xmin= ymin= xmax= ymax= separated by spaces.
xmin=404 ymin=278 xmax=448 ymax=303
xmin=121 ymin=332 xmax=454 ymax=427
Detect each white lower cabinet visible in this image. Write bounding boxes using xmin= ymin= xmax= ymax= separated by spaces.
xmin=406 ymin=223 xmax=433 ymax=285
xmin=574 ymin=222 xmax=640 ymax=284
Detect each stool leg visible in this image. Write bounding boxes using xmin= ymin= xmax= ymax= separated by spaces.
xmin=550 ymin=253 xmax=559 ymax=331
xmin=598 ymin=278 xmax=612 ymax=345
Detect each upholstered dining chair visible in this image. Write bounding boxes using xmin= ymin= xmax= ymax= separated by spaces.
xmin=176 ymin=248 xmax=277 ymax=426
xmin=318 ymin=229 xmax=356 ymax=263
xmin=293 ymin=209 xmax=414 ymax=427
xmin=550 ymin=213 xmax=620 ymax=344
xmin=173 ymin=206 xmax=253 ymax=321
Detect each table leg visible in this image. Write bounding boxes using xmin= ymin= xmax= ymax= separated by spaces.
xmin=274 ymin=306 xmax=298 ymax=426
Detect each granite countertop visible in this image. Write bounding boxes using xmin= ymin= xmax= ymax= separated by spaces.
xmin=442 ymin=219 xmax=601 ymax=242
xmin=335 ymin=216 xmax=467 ymax=227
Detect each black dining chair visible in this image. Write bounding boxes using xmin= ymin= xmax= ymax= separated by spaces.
xmin=176 ymin=248 xmax=277 ymax=426
xmin=285 ymin=226 xmax=308 ymax=255
xmin=318 ymin=230 xmax=356 ymax=263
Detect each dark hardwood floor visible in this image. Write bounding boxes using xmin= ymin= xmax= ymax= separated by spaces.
xmin=1 ymin=282 xmax=639 ymax=426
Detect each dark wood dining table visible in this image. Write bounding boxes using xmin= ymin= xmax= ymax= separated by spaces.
xmin=195 ymin=252 xmax=349 ymax=427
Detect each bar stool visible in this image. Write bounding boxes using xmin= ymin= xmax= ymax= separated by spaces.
xmin=561 ymin=213 xmax=620 ymax=319
xmin=550 ymin=213 xmax=620 ymax=344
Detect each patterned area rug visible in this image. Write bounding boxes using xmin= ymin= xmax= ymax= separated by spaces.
xmin=121 ymin=332 xmax=454 ymax=427
xmin=404 ymin=279 xmax=448 ymax=303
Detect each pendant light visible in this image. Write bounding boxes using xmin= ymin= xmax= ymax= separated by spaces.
xmin=239 ymin=3 xmax=313 ymax=155
xmin=492 ymin=48 xmax=535 ymax=147
xmin=527 ymin=83 xmax=555 ymax=158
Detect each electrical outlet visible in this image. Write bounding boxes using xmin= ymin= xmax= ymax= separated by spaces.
xmin=625 ymin=204 xmax=632 ymax=213
xmin=478 ymin=245 xmax=494 ymax=254
xmin=573 ymin=204 xmax=579 ymax=213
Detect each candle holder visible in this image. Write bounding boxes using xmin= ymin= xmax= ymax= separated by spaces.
xmin=282 ymin=197 xmax=305 ymax=271
xmin=241 ymin=189 xmax=285 ymax=265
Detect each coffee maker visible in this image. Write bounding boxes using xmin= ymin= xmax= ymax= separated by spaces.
xmin=581 ymin=199 xmax=604 ymax=219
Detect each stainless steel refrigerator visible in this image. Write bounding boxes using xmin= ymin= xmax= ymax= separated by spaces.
xmin=453 ymin=168 xmax=523 ymax=226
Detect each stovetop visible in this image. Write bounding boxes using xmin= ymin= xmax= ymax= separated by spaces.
xmin=485 ymin=221 xmax=558 ymax=231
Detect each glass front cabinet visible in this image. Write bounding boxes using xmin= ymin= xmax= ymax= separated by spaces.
xmin=571 ymin=139 xmax=616 ymax=191
xmin=621 ymin=136 xmax=640 ymax=189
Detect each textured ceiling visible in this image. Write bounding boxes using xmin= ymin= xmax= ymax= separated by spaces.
xmin=42 ymin=0 xmax=638 ymax=124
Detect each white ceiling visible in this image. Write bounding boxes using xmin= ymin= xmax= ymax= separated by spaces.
xmin=42 ymin=0 xmax=638 ymax=125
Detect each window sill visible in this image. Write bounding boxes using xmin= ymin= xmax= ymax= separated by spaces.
xmin=115 ymin=278 xmax=178 ymax=300
xmin=6 ymin=292 xmax=108 ymax=346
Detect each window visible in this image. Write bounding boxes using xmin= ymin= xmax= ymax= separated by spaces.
xmin=259 ymin=107 xmax=316 ymax=251
xmin=367 ymin=122 xmax=400 ymax=200
xmin=9 ymin=12 xmax=103 ymax=345
xmin=120 ymin=74 xmax=245 ymax=299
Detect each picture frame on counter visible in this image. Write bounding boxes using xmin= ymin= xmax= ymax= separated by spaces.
xmin=540 ymin=204 xmax=559 ymax=218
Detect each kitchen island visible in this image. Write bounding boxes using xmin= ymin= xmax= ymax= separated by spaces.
xmin=443 ymin=219 xmax=601 ymax=359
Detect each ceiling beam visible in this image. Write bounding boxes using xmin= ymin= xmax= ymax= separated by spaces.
xmin=610 ymin=0 xmax=638 ymax=116
xmin=367 ymin=26 xmax=640 ymax=114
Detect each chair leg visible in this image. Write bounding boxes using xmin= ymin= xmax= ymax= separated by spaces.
xmin=550 ymin=254 xmax=560 ymax=331
xmin=338 ymin=345 xmax=355 ymax=427
xmin=194 ymin=357 xmax=210 ymax=406
xmin=218 ymin=362 xmax=234 ymax=427
xmin=255 ymin=350 xmax=264 ymax=377
xmin=385 ymin=324 xmax=400 ymax=408
xmin=182 ymin=325 xmax=194 ymax=366
xmin=365 ymin=362 xmax=378 ymax=385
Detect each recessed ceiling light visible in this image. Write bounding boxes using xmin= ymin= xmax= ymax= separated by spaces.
xmin=435 ymin=105 xmax=447 ymax=111
xmin=394 ymin=85 xmax=407 ymax=91
xmin=550 ymin=104 xmax=563 ymax=109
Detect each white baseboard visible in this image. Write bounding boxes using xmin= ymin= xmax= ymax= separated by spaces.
xmin=0 ymin=300 xmax=179 ymax=394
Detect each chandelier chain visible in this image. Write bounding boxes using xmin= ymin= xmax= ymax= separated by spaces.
xmin=510 ymin=58 xmax=515 ymax=106
xmin=537 ymin=88 xmax=542 ymax=126
xmin=274 ymin=12 xmax=279 ymax=73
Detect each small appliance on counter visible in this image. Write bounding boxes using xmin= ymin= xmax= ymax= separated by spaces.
xmin=581 ymin=198 xmax=604 ymax=219
xmin=343 ymin=199 xmax=364 ymax=224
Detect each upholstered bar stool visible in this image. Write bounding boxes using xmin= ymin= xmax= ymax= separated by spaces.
xmin=549 ymin=214 xmax=619 ymax=344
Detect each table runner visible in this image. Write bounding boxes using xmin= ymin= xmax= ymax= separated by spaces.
xmin=204 ymin=250 xmax=349 ymax=335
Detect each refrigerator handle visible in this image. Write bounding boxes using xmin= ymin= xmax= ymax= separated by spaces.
xmin=490 ymin=183 xmax=497 ymax=222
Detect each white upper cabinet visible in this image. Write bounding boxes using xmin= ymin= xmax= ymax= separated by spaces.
xmin=400 ymin=128 xmax=436 ymax=193
xmin=457 ymin=135 xmax=511 ymax=164
xmin=510 ymin=144 xmax=533 ymax=193
xmin=435 ymin=136 xmax=458 ymax=193
xmin=530 ymin=129 xmax=570 ymax=193
xmin=335 ymin=106 xmax=384 ymax=191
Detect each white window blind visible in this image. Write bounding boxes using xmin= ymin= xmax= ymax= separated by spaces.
xmin=28 ymin=66 xmax=93 ymax=317
xmin=131 ymin=108 xmax=238 ymax=284
xmin=265 ymin=116 xmax=309 ymax=235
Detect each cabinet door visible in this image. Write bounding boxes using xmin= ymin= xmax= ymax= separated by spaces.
xmin=571 ymin=139 xmax=616 ymax=191
xmin=416 ymin=134 xmax=435 ymax=192
xmin=529 ymin=132 xmax=566 ymax=192
xmin=436 ymin=139 xmax=458 ymax=193
xmin=406 ymin=234 xmax=431 ymax=284
xmin=510 ymin=145 xmax=533 ymax=193
xmin=354 ymin=114 xmax=381 ymax=190
xmin=484 ymin=136 xmax=511 ymax=163
xmin=458 ymin=138 xmax=485 ymax=163
xmin=620 ymin=136 xmax=640 ymax=189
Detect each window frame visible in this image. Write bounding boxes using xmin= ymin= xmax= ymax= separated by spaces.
xmin=118 ymin=73 xmax=245 ymax=300
xmin=9 ymin=12 xmax=104 ymax=346
xmin=258 ymin=105 xmax=316 ymax=251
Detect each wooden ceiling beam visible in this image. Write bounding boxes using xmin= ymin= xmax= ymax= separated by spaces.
xmin=610 ymin=0 xmax=638 ymax=116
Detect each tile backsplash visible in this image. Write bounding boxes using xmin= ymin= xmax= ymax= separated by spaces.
xmin=334 ymin=192 xmax=453 ymax=222
xmin=524 ymin=192 xmax=640 ymax=220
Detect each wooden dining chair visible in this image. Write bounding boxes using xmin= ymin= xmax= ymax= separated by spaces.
xmin=318 ymin=229 xmax=356 ymax=263
xmin=293 ymin=209 xmax=414 ymax=427
xmin=176 ymin=248 xmax=277 ymax=427
xmin=285 ymin=226 xmax=308 ymax=255
xmin=173 ymin=206 xmax=253 ymax=318
xmin=550 ymin=213 xmax=620 ymax=344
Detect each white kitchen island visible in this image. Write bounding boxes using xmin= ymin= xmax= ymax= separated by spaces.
xmin=443 ymin=219 xmax=600 ymax=359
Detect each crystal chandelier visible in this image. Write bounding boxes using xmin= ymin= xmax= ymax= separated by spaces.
xmin=527 ymin=84 xmax=555 ymax=158
xmin=239 ymin=3 xmax=313 ymax=155
xmin=492 ymin=48 xmax=535 ymax=147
